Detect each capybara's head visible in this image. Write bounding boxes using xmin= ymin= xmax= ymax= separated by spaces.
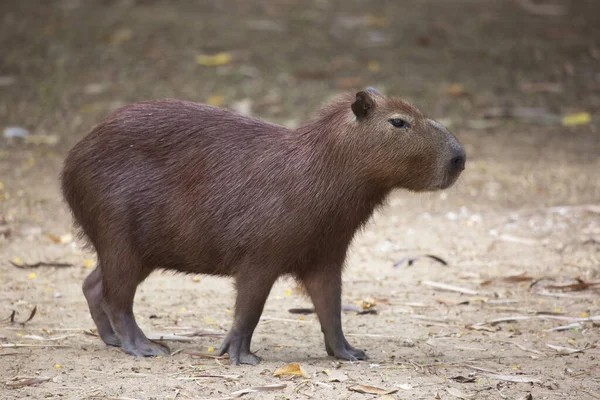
xmin=338 ymin=87 xmax=465 ymax=192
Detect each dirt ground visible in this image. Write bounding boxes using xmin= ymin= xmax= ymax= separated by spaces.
xmin=1 ymin=0 xmax=599 ymax=399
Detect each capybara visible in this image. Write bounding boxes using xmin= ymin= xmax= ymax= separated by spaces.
xmin=61 ymin=88 xmax=465 ymax=364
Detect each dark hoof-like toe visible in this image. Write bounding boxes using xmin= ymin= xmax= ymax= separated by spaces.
xmin=218 ymin=334 xmax=261 ymax=365
xmin=346 ymin=347 xmax=367 ymax=360
xmin=328 ymin=343 xmax=368 ymax=361
xmin=100 ymin=333 xmax=122 ymax=347
xmin=122 ymin=339 xmax=170 ymax=357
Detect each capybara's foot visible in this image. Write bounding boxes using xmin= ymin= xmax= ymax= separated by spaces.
xmin=100 ymin=332 xmax=121 ymax=347
xmin=326 ymin=342 xmax=367 ymax=361
xmin=218 ymin=333 xmax=261 ymax=365
xmin=121 ymin=338 xmax=170 ymax=357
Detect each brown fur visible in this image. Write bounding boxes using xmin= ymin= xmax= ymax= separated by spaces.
xmin=61 ymin=89 xmax=465 ymax=364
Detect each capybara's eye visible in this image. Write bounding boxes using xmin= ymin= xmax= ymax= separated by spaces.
xmin=388 ymin=118 xmax=410 ymax=128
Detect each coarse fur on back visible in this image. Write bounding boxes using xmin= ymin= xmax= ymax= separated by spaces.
xmin=60 ymin=89 xmax=465 ymax=363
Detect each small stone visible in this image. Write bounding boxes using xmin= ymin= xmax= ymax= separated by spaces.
xmin=231 ymin=99 xmax=252 ymax=116
xmin=4 ymin=126 xmax=29 ymax=139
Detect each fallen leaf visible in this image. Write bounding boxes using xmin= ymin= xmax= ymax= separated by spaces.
xmin=446 ymin=387 xmax=476 ymax=399
xmin=561 ymin=112 xmax=591 ymax=126
xmin=449 ymin=376 xmax=476 ymax=383
xmin=397 ymin=383 xmax=412 ymax=390
xmin=367 ymin=60 xmax=381 ymax=72
xmin=207 ymin=94 xmax=224 ymax=107
xmin=393 ymin=254 xmax=448 ymax=267
xmin=5 ymin=376 xmax=51 ymax=388
xmin=324 ymin=369 xmax=347 ymax=382
xmin=545 ymin=322 xmax=582 ymax=332
xmin=109 ymin=28 xmax=133 ymax=44
xmin=545 ymin=281 xmax=600 ymax=291
xmin=10 ymin=261 xmax=73 ymax=269
xmin=83 ymin=259 xmax=95 ymax=267
xmin=45 ymin=233 xmax=61 ymax=243
xmin=435 ymin=297 xmax=470 ymax=306
xmin=273 ymin=362 xmax=309 ymax=378
xmin=446 ymin=83 xmax=469 ymax=97
xmin=481 ymin=373 xmax=541 ymax=383
xmin=465 ymin=324 xmax=497 ymax=332
xmin=545 ymin=343 xmax=589 ymax=355
xmin=421 ymin=280 xmax=478 ymax=295
xmin=347 ymin=384 xmax=398 ymax=395
xmin=229 ymin=383 xmax=287 ymax=398
xmin=196 ymin=52 xmax=232 ymax=67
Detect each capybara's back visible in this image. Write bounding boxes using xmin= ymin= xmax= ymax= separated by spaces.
xmin=61 ymin=89 xmax=465 ymax=364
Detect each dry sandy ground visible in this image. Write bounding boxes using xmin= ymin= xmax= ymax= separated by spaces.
xmin=1 ymin=0 xmax=599 ymax=399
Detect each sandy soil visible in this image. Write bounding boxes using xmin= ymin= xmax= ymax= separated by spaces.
xmin=1 ymin=1 xmax=599 ymax=399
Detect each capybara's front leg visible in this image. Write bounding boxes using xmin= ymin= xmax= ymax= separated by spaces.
xmin=218 ymin=272 xmax=276 ymax=365
xmin=300 ymin=265 xmax=367 ymax=361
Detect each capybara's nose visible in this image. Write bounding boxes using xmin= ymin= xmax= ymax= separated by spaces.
xmin=451 ymin=149 xmax=466 ymax=171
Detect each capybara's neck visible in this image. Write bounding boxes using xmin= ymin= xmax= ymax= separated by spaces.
xmin=287 ymin=97 xmax=391 ymax=234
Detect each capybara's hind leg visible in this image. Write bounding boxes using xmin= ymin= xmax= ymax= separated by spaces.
xmin=82 ymin=264 xmax=120 ymax=347
xmin=100 ymin=252 xmax=169 ymax=357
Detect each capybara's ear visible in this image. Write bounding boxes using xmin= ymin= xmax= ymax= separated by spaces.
xmin=366 ymin=86 xmax=382 ymax=96
xmin=351 ymin=91 xmax=374 ymax=119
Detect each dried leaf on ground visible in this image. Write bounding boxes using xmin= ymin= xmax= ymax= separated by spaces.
xmin=495 ymin=340 xmax=546 ymax=356
xmin=465 ymin=324 xmax=498 ymax=332
xmin=545 ymin=343 xmax=591 ymax=355
xmin=325 ymin=369 xmax=348 ymax=382
xmin=177 ymin=374 xmax=241 ymax=380
xmin=435 ymin=297 xmax=470 ymax=306
xmin=446 ymin=387 xmax=476 ymax=399
xmin=186 ymin=351 xmax=229 ymax=359
xmin=481 ymin=373 xmax=541 ymax=383
xmin=146 ymin=333 xmax=193 ymax=342
xmin=3 ymin=306 xmax=38 ymax=326
xmin=196 ymin=52 xmax=232 ymax=67
xmin=449 ymin=376 xmax=476 ymax=383
xmin=544 ymin=280 xmax=600 ymax=292
xmin=347 ymin=384 xmax=398 ymax=395
xmin=393 ymin=254 xmax=448 ymax=267
xmin=9 ymin=260 xmax=73 ymax=269
xmin=273 ymin=362 xmax=309 ymax=378
xmin=480 ymin=272 xmax=535 ymax=286
xmin=176 ymin=329 xmax=226 ymax=337
xmin=229 ymin=383 xmax=287 ymax=398
xmin=5 ymin=376 xmax=51 ymax=388
xmin=446 ymin=83 xmax=470 ymax=97
xmin=561 ymin=112 xmax=591 ymax=126
xmin=421 ymin=280 xmax=479 ymax=295
xmin=545 ymin=322 xmax=582 ymax=332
